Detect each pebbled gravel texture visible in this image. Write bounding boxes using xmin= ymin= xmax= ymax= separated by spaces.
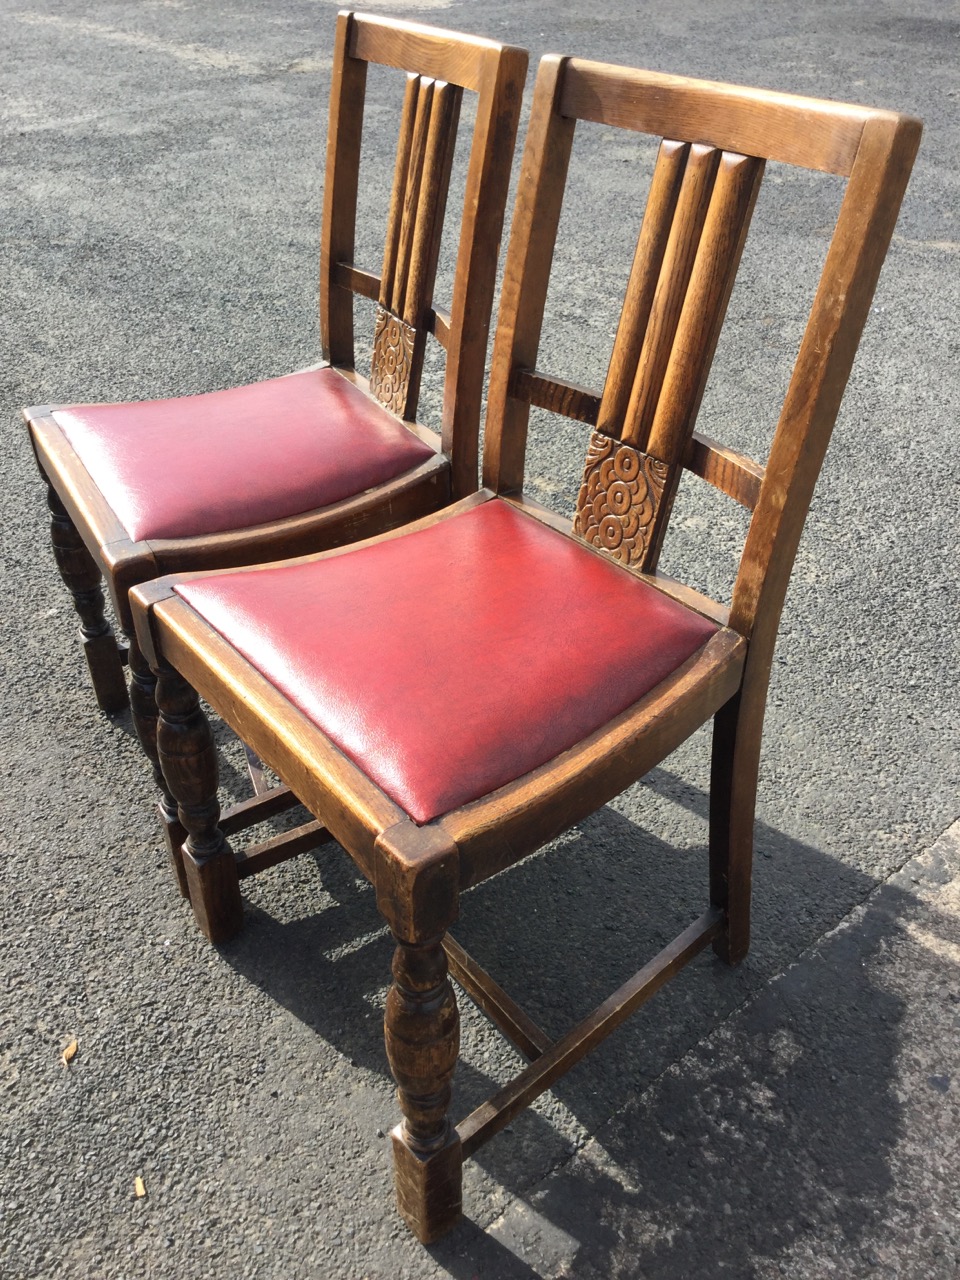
xmin=1 ymin=1 xmax=957 ymax=1277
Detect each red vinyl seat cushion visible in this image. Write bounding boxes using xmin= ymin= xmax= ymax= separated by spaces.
xmin=175 ymin=500 xmax=719 ymax=824
xmin=53 ymin=368 xmax=436 ymax=542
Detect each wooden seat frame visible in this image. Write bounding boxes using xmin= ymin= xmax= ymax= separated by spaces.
xmin=23 ymin=10 xmax=526 ymax=872
xmin=130 ymin=56 xmax=919 ymax=1242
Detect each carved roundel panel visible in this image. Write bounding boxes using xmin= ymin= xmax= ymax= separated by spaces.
xmin=573 ymin=430 xmax=669 ymax=567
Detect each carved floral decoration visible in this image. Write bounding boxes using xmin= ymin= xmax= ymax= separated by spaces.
xmin=573 ymin=430 xmax=669 ymax=567
xmin=370 ymin=306 xmax=416 ymax=416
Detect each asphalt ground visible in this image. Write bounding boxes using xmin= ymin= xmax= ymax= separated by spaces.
xmin=1 ymin=1 xmax=958 ymax=1277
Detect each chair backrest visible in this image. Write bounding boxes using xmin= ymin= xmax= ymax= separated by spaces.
xmin=320 ymin=11 xmax=527 ymax=499
xmin=484 ymin=55 xmax=920 ymax=669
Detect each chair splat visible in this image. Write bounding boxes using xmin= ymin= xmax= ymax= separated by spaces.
xmin=370 ymin=74 xmax=462 ymax=418
xmin=615 ymin=141 xmax=721 ymax=447
xmin=574 ymin=139 xmax=763 ymax=569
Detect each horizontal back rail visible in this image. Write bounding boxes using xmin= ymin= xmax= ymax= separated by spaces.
xmin=559 ymin=60 xmax=888 ymax=176
xmin=507 ymin=372 xmax=767 ymax=512
xmin=349 ymin=12 xmax=505 ymax=92
xmin=332 ymin=261 xmax=380 ymax=302
xmin=511 ymin=369 xmax=601 ymax=424
xmin=686 ymin=433 xmax=764 ymax=510
xmin=330 ymin=262 xmax=451 ymax=349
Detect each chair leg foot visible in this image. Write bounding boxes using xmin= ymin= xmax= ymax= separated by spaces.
xmin=81 ymin=629 xmax=129 ymax=714
xmin=157 ymin=801 xmax=191 ymax=899
xmin=385 ymin=933 xmax=462 ymax=1241
xmin=47 ymin=483 xmax=128 ymax=714
xmin=156 ymin=662 xmax=242 ymax=943
xmin=181 ymin=841 xmax=244 ymax=944
xmin=712 ymin=929 xmax=749 ymax=967
xmin=154 ymin=798 xmax=189 ymax=901
xmin=391 ymin=1123 xmax=463 ymax=1243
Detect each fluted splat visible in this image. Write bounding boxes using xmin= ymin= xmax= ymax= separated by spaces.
xmin=574 ymin=139 xmax=764 ymax=569
xmin=370 ymin=74 xmax=462 ymax=418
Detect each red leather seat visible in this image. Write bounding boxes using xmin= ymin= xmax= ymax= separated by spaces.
xmin=175 ymin=499 xmax=718 ymax=822
xmin=54 ymin=368 xmax=436 ymax=542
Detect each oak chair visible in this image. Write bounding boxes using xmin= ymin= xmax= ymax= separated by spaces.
xmin=24 ymin=9 xmax=526 ymax=867
xmin=129 ymin=55 xmax=919 ymax=1241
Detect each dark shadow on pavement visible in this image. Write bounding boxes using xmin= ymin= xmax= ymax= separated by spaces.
xmin=215 ymin=774 xmax=937 ymax=1275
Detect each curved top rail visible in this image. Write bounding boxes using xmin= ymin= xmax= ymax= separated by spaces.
xmin=558 ymin=57 xmax=917 ymax=175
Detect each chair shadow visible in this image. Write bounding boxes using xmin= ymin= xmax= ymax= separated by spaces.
xmin=209 ymin=762 xmax=946 ymax=1275
xmin=464 ymin=869 xmax=949 ymax=1280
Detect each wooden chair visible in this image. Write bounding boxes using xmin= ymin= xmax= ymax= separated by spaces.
xmin=129 ymin=55 xmax=920 ymax=1241
xmin=23 ymin=10 xmax=527 ymax=868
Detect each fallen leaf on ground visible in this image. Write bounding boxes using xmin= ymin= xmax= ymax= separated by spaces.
xmin=134 ymin=1176 xmax=146 ymax=1199
xmin=61 ymin=1038 xmax=78 ymax=1068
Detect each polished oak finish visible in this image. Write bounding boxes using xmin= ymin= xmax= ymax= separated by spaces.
xmin=130 ymin=54 xmax=919 ymax=1241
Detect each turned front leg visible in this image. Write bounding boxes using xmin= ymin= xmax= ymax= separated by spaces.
xmin=128 ymin=640 xmax=189 ymax=897
xmin=155 ymin=663 xmax=242 ymax=942
xmin=46 ymin=484 xmax=128 ymax=713
xmin=385 ymin=933 xmax=462 ymax=1242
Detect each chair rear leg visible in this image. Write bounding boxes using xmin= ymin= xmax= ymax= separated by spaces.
xmin=128 ymin=637 xmax=189 ymax=898
xmin=46 ymin=483 xmax=128 ymax=714
xmin=385 ymin=932 xmax=463 ymax=1242
xmin=155 ymin=662 xmax=242 ymax=943
xmin=709 ymin=693 xmax=762 ymax=966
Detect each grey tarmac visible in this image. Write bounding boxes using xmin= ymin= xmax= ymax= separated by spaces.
xmin=1 ymin=2 xmax=957 ymax=1278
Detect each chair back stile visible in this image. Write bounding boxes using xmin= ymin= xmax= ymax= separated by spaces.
xmin=731 ymin=112 xmax=921 ymax=656
xmin=321 ymin=12 xmax=527 ymax=498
